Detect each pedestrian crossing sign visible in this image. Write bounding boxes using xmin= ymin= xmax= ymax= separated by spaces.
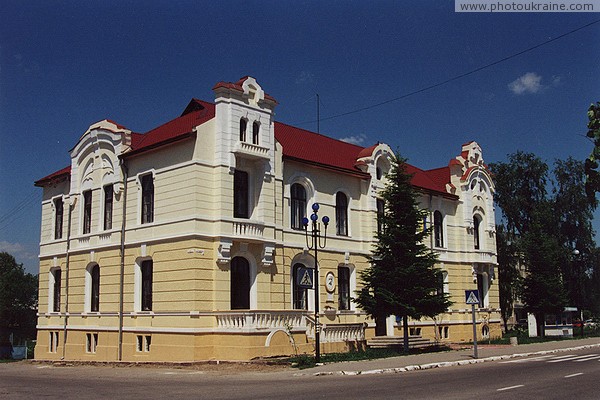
xmin=296 ymin=267 xmax=314 ymax=289
xmin=465 ymin=290 xmax=480 ymax=305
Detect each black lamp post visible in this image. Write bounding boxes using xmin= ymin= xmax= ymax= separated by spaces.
xmin=303 ymin=203 xmax=329 ymax=363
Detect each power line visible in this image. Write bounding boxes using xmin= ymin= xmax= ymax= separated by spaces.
xmin=293 ymin=18 xmax=600 ymax=127
xmin=0 ymin=191 xmax=42 ymax=231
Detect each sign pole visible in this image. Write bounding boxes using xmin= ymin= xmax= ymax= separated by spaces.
xmin=465 ymin=289 xmax=480 ymax=359
xmin=471 ymin=303 xmax=478 ymax=359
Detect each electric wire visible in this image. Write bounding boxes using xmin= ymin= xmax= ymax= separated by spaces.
xmin=293 ymin=18 xmax=600 ymax=127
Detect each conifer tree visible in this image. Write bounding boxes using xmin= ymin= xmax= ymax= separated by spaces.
xmin=354 ymin=153 xmax=452 ymax=352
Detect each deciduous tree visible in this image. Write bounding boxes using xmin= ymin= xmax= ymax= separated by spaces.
xmin=0 ymin=252 xmax=38 ymax=358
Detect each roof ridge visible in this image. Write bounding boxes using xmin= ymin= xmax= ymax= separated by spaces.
xmin=274 ymin=121 xmax=367 ymax=151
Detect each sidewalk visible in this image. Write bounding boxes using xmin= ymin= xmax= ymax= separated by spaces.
xmin=293 ymin=337 xmax=600 ymax=376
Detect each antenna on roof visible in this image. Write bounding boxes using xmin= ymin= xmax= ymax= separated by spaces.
xmin=316 ymin=93 xmax=320 ymax=135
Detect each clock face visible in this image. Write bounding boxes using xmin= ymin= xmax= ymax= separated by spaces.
xmin=325 ymin=272 xmax=335 ymax=292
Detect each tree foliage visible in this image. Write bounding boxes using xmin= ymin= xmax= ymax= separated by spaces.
xmin=491 ymin=150 xmax=597 ymax=334
xmin=354 ymin=153 xmax=452 ymax=350
xmin=496 ymin=224 xmax=520 ymax=332
xmin=584 ymin=102 xmax=600 ymax=205
xmin=0 ymin=252 xmax=38 ymax=358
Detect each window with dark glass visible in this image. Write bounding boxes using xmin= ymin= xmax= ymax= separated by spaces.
xmin=376 ymin=199 xmax=385 ymax=234
xmin=141 ymin=260 xmax=153 ymax=311
xmin=239 ymin=118 xmax=247 ymax=142
xmin=83 ymin=190 xmax=92 ymax=234
xmin=290 ymin=183 xmax=306 ymax=230
xmin=233 ymin=170 xmax=249 ymax=219
xmin=434 ymin=211 xmax=444 ymax=248
xmin=252 ymin=121 xmax=259 ymax=145
xmin=474 ymin=215 xmax=481 ymax=250
xmin=141 ymin=174 xmax=154 ymax=224
xmin=54 ymin=198 xmax=63 ymax=239
xmin=336 ymin=192 xmax=348 ymax=236
xmin=293 ymin=263 xmax=308 ymax=310
xmin=338 ymin=266 xmax=350 ymax=311
xmin=477 ymin=272 xmax=486 ymax=307
xmin=52 ymin=269 xmax=61 ymax=312
xmin=230 ymin=257 xmax=250 ymax=310
xmin=90 ymin=264 xmax=100 ymax=312
xmin=376 ymin=167 xmax=382 ymax=180
xmin=103 ymin=185 xmax=113 ymax=230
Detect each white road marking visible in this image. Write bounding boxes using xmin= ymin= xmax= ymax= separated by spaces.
xmin=573 ymin=355 xmax=600 ymax=362
xmin=497 ymin=385 xmax=525 ymax=391
xmin=500 ymin=355 xmax=553 ymax=364
xmin=547 ymin=354 xmax=598 ymax=363
xmin=564 ymin=373 xmax=584 ymax=378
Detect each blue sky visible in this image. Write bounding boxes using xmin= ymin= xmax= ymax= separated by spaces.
xmin=1 ymin=1 xmax=599 ymax=274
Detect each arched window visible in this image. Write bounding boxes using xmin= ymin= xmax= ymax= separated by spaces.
xmin=239 ymin=118 xmax=247 ymax=142
xmin=290 ymin=183 xmax=306 ymax=230
xmin=434 ymin=211 xmax=444 ymax=248
xmin=89 ymin=264 xmax=100 ymax=312
xmin=252 ymin=121 xmax=259 ymax=145
xmin=50 ymin=268 xmax=61 ymax=313
xmin=335 ymin=192 xmax=348 ymax=236
xmin=474 ymin=215 xmax=482 ymax=250
xmin=231 ymin=257 xmax=250 ymax=310
xmin=376 ymin=167 xmax=382 ymax=180
xmin=292 ymin=263 xmax=308 ymax=310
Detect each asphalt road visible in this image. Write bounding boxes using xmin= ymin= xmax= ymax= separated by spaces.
xmin=2 ymin=350 xmax=599 ymax=399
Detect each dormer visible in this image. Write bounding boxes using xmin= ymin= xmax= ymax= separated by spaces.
xmin=69 ymin=119 xmax=131 ymax=198
xmin=449 ymin=141 xmax=495 ymax=233
xmin=212 ymin=76 xmax=278 ymax=173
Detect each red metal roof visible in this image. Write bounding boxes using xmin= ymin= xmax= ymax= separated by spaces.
xmin=126 ymin=99 xmax=215 ymax=157
xmin=35 ymin=96 xmax=455 ymax=198
xmin=34 ymin=165 xmax=71 ymax=187
xmin=274 ymin=122 xmax=369 ymax=176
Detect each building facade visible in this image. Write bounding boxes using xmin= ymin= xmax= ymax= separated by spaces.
xmin=34 ymin=77 xmax=499 ymax=362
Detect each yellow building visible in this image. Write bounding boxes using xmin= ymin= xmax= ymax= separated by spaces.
xmin=34 ymin=76 xmax=499 ymax=362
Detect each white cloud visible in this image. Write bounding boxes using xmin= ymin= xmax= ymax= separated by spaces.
xmin=508 ymin=72 xmax=543 ymax=95
xmin=0 ymin=241 xmax=25 ymax=254
xmin=0 ymin=241 xmax=39 ymax=274
xmin=340 ymin=134 xmax=367 ymax=145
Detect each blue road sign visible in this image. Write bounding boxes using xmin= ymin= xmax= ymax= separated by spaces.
xmin=296 ymin=267 xmax=314 ymax=289
xmin=465 ymin=290 xmax=480 ymax=305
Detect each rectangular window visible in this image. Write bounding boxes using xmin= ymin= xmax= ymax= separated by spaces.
xmin=83 ymin=190 xmax=92 ymax=234
xmin=104 ymin=185 xmax=113 ymax=230
xmin=49 ymin=331 xmax=59 ymax=353
xmin=141 ymin=174 xmax=154 ymax=224
xmin=233 ymin=170 xmax=249 ymax=219
xmin=338 ymin=266 xmax=350 ymax=311
xmin=52 ymin=269 xmax=61 ymax=313
xmin=141 ymin=260 xmax=153 ymax=311
xmin=376 ymin=199 xmax=385 ymax=234
xmin=54 ymin=198 xmax=63 ymax=239
xmin=136 ymin=335 xmax=151 ymax=352
xmin=86 ymin=333 xmax=98 ymax=353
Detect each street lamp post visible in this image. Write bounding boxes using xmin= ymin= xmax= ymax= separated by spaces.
xmin=303 ymin=203 xmax=329 ymax=364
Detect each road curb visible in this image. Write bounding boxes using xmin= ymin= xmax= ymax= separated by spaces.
xmin=303 ymin=343 xmax=600 ymax=377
